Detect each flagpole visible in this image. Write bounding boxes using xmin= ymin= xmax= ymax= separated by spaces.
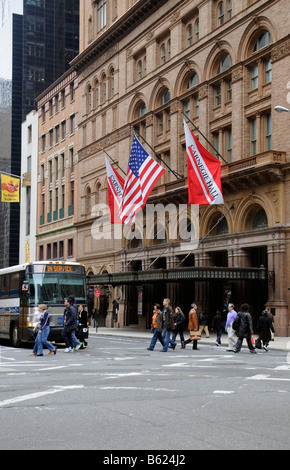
xmin=103 ymin=149 xmax=127 ymax=177
xmin=133 ymin=127 xmax=183 ymax=180
xmin=181 ymin=111 xmax=228 ymax=165
xmin=1 ymin=170 xmax=21 ymax=179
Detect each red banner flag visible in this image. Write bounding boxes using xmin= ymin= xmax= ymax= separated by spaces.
xmin=105 ymin=157 xmax=125 ymax=224
xmin=184 ymin=120 xmax=224 ymax=205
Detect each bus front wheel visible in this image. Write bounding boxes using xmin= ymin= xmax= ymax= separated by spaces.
xmin=11 ymin=324 xmax=21 ymax=348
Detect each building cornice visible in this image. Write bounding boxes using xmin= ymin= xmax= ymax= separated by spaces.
xmin=70 ymin=0 xmax=169 ymax=72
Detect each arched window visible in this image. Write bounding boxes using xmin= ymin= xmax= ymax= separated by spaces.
xmin=109 ymin=67 xmax=115 ymax=98
xmin=160 ymin=88 xmax=170 ymax=105
xmin=187 ymin=73 xmax=199 ymax=90
xmin=136 ymin=101 xmax=146 ymax=118
xmin=94 ymin=79 xmax=99 ymax=108
xmin=252 ymin=209 xmax=268 ymax=230
xmin=217 ymin=53 xmax=232 ymax=74
xmin=101 ymin=73 xmax=107 ymax=103
xmin=253 ymin=31 xmax=272 ymax=53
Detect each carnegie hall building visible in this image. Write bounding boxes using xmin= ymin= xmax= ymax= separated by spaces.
xmin=71 ymin=0 xmax=290 ymax=336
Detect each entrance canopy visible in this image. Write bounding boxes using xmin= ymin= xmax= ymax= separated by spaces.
xmin=87 ymin=265 xmax=267 ymax=286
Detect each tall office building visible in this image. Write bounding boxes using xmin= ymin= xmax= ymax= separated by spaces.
xmin=0 ymin=0 xmax=23 ymax=268
xmin=0 ymin=0 xmax=79 ymax=268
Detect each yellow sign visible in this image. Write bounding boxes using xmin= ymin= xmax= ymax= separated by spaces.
xmin=1 ymin=174 xmax=20 ymax=202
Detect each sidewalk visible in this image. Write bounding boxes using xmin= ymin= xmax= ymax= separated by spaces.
xmin=90 ymin=327 xmax=290 ymax=352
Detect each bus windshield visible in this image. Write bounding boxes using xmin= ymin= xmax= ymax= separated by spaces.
xmin=28 ymin=273 xmax=86 ymax=305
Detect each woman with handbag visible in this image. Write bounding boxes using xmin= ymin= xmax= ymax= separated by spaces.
xmin=182 ymin=303 xmax=201 ymax=350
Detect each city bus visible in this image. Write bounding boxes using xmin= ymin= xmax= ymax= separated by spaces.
xmin=0 ymin=261 xmax=87 ymax=347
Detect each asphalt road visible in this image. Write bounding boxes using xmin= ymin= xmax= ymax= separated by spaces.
xmin=0 ymin=334 xmax=289 ymax=451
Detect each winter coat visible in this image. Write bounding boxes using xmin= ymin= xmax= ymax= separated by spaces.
xmin=63 ymin=304 xmax=78 ymax=332
xmin=212 ymin=314 xmax=223 ymax=331
xmin=257 ymin=314 xmax=275 ymax=343
xmin=163 ymin=305 xmax=175 ymax=331
xmin=174 ymin=312 xmax=185 ymax=332
xmin=187 ymin=309 xmax=198 ymax=331
xmin=235 ymin=310 xmax=253 ymax=338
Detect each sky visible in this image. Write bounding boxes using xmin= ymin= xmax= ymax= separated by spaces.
xmin=0 ymin=0 xmax=23 ymax=80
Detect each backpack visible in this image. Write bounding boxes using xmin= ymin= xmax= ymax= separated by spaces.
xmin=232 ymin=314 xmax=240 ymax=331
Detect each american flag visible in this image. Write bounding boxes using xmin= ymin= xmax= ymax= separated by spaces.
xmin=119 ymin=135 xmax=165 ymax=225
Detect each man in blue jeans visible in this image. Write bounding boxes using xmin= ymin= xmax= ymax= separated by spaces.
xmin=161 ymin=298 xmax=176 ymax=352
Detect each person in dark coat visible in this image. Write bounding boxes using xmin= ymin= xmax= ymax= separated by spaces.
xmin=171 ymin=307 xmax=185 ymax=348
xmin=233 ymin=303 xmax=256 ymax=353
xmin=62 ymin=296 xmax=82 ymax=352
xmin=161 ymin=298 xmax=176 ymax=352
xmin=77 ymin=304 xmax=89 ymax=348
xmin=212 ymin=311 xmax=223 ymax=346
xmin=257 ymin=309 xmax=275 ymax=351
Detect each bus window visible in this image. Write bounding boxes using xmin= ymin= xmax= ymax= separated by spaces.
xmin=0 ymin=275 xmax=9 ymax=298
xmin=10 ymin=273 xmax=20 ymax=296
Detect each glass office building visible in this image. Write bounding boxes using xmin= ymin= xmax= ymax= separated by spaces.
xmin=0 ymin=0 xmax=79 ymax=268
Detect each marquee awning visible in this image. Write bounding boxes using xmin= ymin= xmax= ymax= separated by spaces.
xmin=87 ymin=265 xmax=267 ymax=286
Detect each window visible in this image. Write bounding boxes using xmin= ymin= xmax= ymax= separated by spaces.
xmin=55 ymin=94 xmax=59 ymax=113
xmin=41 ymin=134 xmax=45 ymax=152
xmin=215 ymin=84 xmax=222 ymax=107
xmin=70 ymin=83 xmax=75 ymax=101
xmin=61 ymin=120 xmax=66 ymax=140
xmin=252 ymin=209 xmax=268 ymax=230
xmin=225 ymin=127 xmax=232 ymax=162
xmin=160 ymin=43 xmax=166 ymax=65
xmin=97 ymin=0 xmax=107 ymax=32
xmin=70 ymin=114 xmax=75 ymax=134
xmin=217 ymin=54 xmax=231 ymax=74
xmin=265 ymin=112 xmax=272 ymax=151
xmin=218 ymin=1 xmax=225 ymax=25
xmin=217 ymin=0 xmax=232 ymax=26
xmin=49 ymin=129 xmax=53 ymax=147
xmin=135 ymin=53 xmax=146 ymax=81
xmin=195 ymin=19 xmax=199 ymax=41
xmin=265 ymin=58 xmax=272 ymax=83
xmin=187 ymin=24 xmax=193 ymax=46
xmin=250 ymin=118 xmax=257 ymax=155
xmin=39 ymin=245 xmax=44 ymax=261
xmin=61 ymin=89 xmax=66 ymax=108
xmin=55 ymin=125 xmax=59 ymax=144
xmin=160 ymin=88 xmax=170 ymax=105
xmin=67 ymin=238 xmax=74 ymax=258
xmin=59 ymin=241 xmax=64 ymax=259
xmin=251 ymin=64 xmax=259 ymax=90
xmin=109 ymin=68 xmax=115 ymax=98
xmin=253 ymin=31 xmax=272 ymax=53
xmin=187 ymin=73 xmax=198 ymax=90
xmin=159 ymin=38 xmax=171 ymax=65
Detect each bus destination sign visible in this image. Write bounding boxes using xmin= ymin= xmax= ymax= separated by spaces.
xmin=32 ymin=264 xmax=83 ymax=274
